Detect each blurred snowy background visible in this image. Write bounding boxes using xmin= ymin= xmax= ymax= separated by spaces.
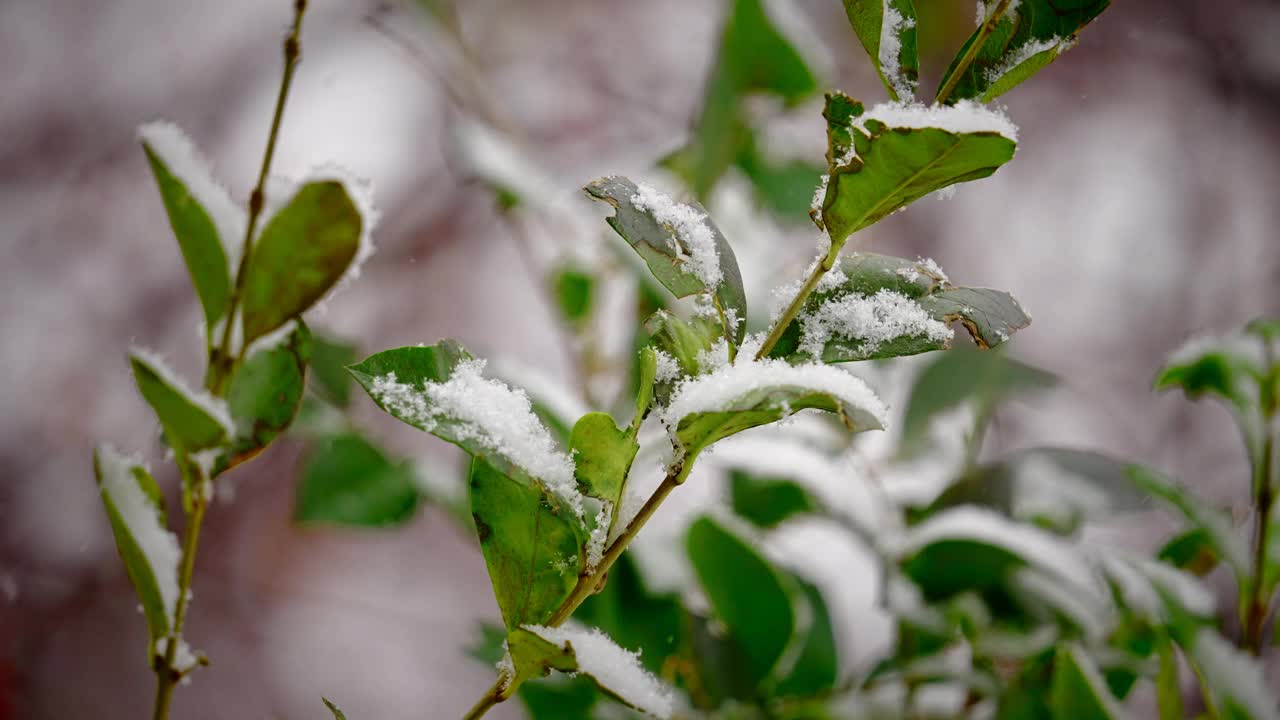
xmin=2 ymin=0 xmax=1279 ymax=717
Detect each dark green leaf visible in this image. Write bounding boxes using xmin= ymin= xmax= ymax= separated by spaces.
xmin=552 ymin=267 xmax=595 ymax=329
xmin=841 ymin=0 xmax=919 ymax=101
xmin=575 ymin=553 xmax=682 ymax=675
xmin=816 ymin=92 xmax=1016 ymax=255
xmin=1050 ymin=644 xmax=1126 ymax=720
xmin=730 ymin=470 xmax=819 ymax=528
xmin=774 ymin=580 xmax=839 ymax=697
xmin=140 ymin=141 xmax=234 ymax=330
xmin=901 ymin=346 xmax=1055 ymax=457
xmin=310 ymin=334 xmax=357 ymax=408
xmin=94 ymin=445 xmax=177 ymax=645
xmin=294 ymin=433 xmax=420 ymax=528
xmin=1158 ymin=529 xmax=1220 ymax=577
xmin=240 ymin=181 xmax=364 ymax=346
xmin=469 ymin=457 xmax=586 ymax=630
xmin=569 ymin=412 xmax=638 ymax=519
xmin=1127 ymin=466 xmax=1249 ymax=580
xmin=322 ymin=698 xmax=348 ymax=720
xmin=687 ymin=516 xmax=798 ymax=688
xmin=518 ymin=676 xmax=598 ymax=720
xmin=224 ymin=321 xmax=311 ymax=465
xmin=585 ymin=176 xmax=748 ymax=346
xmin=130 ymin=351 xmax=231 ymax=453
xmin=937 ymin=0 xmax=1110 ymax=104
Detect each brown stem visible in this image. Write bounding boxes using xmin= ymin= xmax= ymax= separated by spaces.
xmin=461 ymin=676 xmax=514 ymax=720
xmin=756 ymin=257 xmax=831 ymax=361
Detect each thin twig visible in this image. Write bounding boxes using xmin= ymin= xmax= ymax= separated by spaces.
xmin=934 ymin=0 xmax=1013 ymax=105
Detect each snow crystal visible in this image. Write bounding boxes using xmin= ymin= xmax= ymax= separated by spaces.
xmin=525 ymin=624 xmax=674 ymax=718
xmin=368 ymin=359 xmax=581 ymax=515
xmin=856 ymin=101 xmax=1019 ymax=143
xmin=629 ymin=182 xmax=723 ymax=291
xmin=137 ymin=121 xmax=246 ymax=274
xmin=696 ymin=340 xmax=731 ymax=373
xmin=96 ymin=445 xmax=181 ymax=622
xmin=490 ymin=357 xmax=591 ymax=429
xmin=155 ymin=636 xmax=200 ymax=673
xmin=878 ymin=1 xmax=917 ymax=99
xmin=128 ymin=347 xmax=235 ymax=438
xmin=652 ymin=349 xmax=682 ymax=383
xmin=897 ymin=506 xmax=1095 ymax=590
xmin=983 ymin=36 xmax=1067 ymax=85
xmin=916 ymin=257 xmax=949 ymax=283
xmin=661 ymin=358 xmax=888 ymax=434
xmin=798 ymin=289 xmax=952 ymax=359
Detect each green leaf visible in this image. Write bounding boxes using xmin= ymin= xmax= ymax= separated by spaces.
xmin=322 ymin=698 xmax=348 ymax=720
xmin=1156 ymin=332 xmax=1267 ymax=413
xmin=1050 ymin=644 xmax=1128 ymax=720
xmin=310 ymin=334 xmax=357 ymax=408
xmin=634 ymin=346 xmax=658 ymax=420
xmin=469 ymin=457 xmax=586 ymax=630
xmin=1127 ymin=466 xmax=1250 ymax=580
xmin=224 ymin=321 xmax=311 ymax=465
xmin=466 ymin=622 xmax=508 ymax=666
xmin=518 ymin=624 xmax=674 ymax=718
xmin=841 ymin=0 xmax=919 ymax=101
xmin=765 ymin=253 xmax=1030 ymax=363
xmin=901 ymin=347 xmax=1055 ymax=456
xmin=645 ymin=311 xmax=720 ymax=375
xmin=1158 ymin=529 xmax=1220 ymax=577
xmin=937 ymin=0 xmax=1110 ymax=104
xmin=585 ymin=176 xmax=748 ymax=346
xmin=734 ymin=139 xmax=826 ymax=222
xmin=140 ymin=140 xmax=234 ymax=330
xmin=94 ymin=445 xmax=179 ymax=646
xmin=240 ymin=180 xmax=364 ymax=346
xmin=1181 ymin=628 xmax=1280 ymax=720
xmin=671 ymin=0 xmax=819 ymax=199
xmin=294 ymin=433 xmax=420 ymax=528
xmin=569 ymin=412 xmax=639 ymax=521
xmin=816 ymin=92 xmax=1017 ymax=254
xmin=730 ymin=470 xmax=819 ymax=528
xmin=129 ymin=350 xmax=232 ymax=453
xmin=508 ymin=628 xmax=579 ymax=681
xmin=1155 ymin=636 xmax=1183 ymax=720
xmin=774 ymin=580 xmax=839 ymax=698
xmin=518 ymin=676 xmax=598 ymax=720
xmin=687 ymin=516 xmax=798 ymax=688
xmin=551 ymin=266 xmax=595 ymax=329
xmin=575 ymin=553 xmax=682 ymax=675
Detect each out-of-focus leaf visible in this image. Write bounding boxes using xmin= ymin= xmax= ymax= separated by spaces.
xmin=1156 ymin=635 xmax=1183 ymax=720
xmin=734 ymin=138 xmax=825 ymax=222
xmin=575 ymin=553 xmax=682 ymax=675
xmin=1127 ymin=466 xmax=1250 ymax=581
xmin=310 ymin=334 xmax=357 ymax=408
xmin=240 ymin=181 xmax=363 ymax=345
xmin=841 ymin=0 xmax=919 ymax=101
xmin=1158 ymin=528 xmax=1220 ymax=578
xmin=1049 ymin=644 xmax=1128 ymax=720
xmin=130 ymin=351 xmax=231 ymax=453
xmin=518 ymin=625 xmax=675 ymax=718
xmin=552 ymin=266 xmax=595 ymax=329
xmin=294 ymin=433 xmax=420 ymax=528
xmin=730 ymin=470 xmax=819 ymax=528
xmin=322 ymin=698 xmax=347 ymax=720
xmin=466 ymin=622 xmax=508 ymax=667
xmin=518 ymin=676 xmax=598 ymax=720
xmin=585 ymin=176 xmax=748 ymax=346
xmin=774 ymin=580 xmax=839 ymax=697
xmin=1181 ymin=628 xmax=1280 ymax=720
xmin=937 ymin=0 xmax=1110 ymax=104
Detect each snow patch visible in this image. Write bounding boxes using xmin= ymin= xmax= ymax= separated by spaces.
xmin=983 ymin=36 xmax=1068 ymax=86
xmin=854 ymin=101 xmax=1019 ymax=143
xmin=96 ymin=445 xmax=181 ymax=622
xmin=128 ymin=347 xmax=235 ymax=438
xmin=798 ymin=289 xmax=952 ymax=359
xmin=629 ymin=182 xmax=723 ymax=292
xmin=878 ymin=1 xmax=917 ymax=99
xmin=524 ymin=624 xmax=675 ymax=718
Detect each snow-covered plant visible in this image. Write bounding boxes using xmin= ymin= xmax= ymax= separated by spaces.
xmin=92 ymin=4 xmax=378 ymax=718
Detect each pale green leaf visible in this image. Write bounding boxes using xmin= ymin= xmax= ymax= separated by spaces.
xmin=295 ymin=433 xmax=420 ymax=528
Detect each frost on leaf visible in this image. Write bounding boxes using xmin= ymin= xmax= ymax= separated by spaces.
xmin=524 ymin=624 xmax=676 ymax=719
xmin=94 ymin=445 xmax=181 ymax=642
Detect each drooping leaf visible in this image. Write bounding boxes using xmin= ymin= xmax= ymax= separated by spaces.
xmin=94 ymin=445 xmax=180 ymax=646
xmin=585 ymin=176 xmax=747 ymax=346
xmin=569 ymin=412 xmax=638 ymax=526
xmin=138 ymin=123 xmax=239 ymax=331
xmin=841 ymin=0 xmax=920 ymax=101
xmin=766 ymin=253 xmax=1030 ymax=364
xmin=469 ymin=457 xmax=586 ymax=630
xmin=670 ymin=0 xmax=819 ymax=200
xmin=1126 ymin=466 xmax=1250 ymax=581
xmin=224 ymin=321 xmax=311 ymax=466
xmin=901 ymin=346 xmax=1055 ymax=456
xmin=937 ymin=0 xmax=1111 ymax=104
xmin=1181 ymin=629 xmax=1280 ymax=720
xmin=1050 ymin=644 xmax=1129 ymax=720
xmin=309 ymin=334 xmax=357 ymax=408
xmin=815 ymin=92 xmax=1017 ymax=256
xmin=129 ymin=350 xmax=232 ymax=453
xmin=520 ymin=624 xmax=675 ymax=719
xmin=321 ymin=698 xmax=348 ymax=720
xmin=294 ymin=433 xmax=420 ymax=528
xmin=240 ymin=180 xmax=364 ymax=346
xmin=663 ymin=359 xmax=886 ymax=473
xmin=687 ymin=516 xmax=799 ymax=689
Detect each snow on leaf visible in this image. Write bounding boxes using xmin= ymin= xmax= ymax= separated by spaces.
xmin=1186 ymin=629 xmax=1280 ymax=720
xmin=129 ymin=347 xmax=234 ymax=451
xmin=798 ymin=289 xmax=952 ymax=360
xmin=841 ymin=0 xmax=920 ymax=102
xmin=524 ymin=624 xmax=676 ymax=719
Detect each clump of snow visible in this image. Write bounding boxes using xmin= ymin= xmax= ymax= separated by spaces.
xmin=652 ymin=349 xmax=682 ymax=383
xmin=525 ymin=624 xmax=675 ymax=718
xmin=916 ymin=257 xmax=949 ymax=283
xmin=878 ymin=1 xmax=917 ymax=100
xmin=128 ymin=347 xmax=235 ymax=439
xmin=96 ymin=445 xmax=181 ymax=623
xmin=983 ymin=36 xmax=1068 ymax=85
xmin=814 ymin=263 xmax=848 ymax=292
xmin=696 ymin=340 xmax=731 ymax=373
xmin=137 ymin=121 xmax=246 ymax=275
xmin=368 ymin=359 xmax=581 ymax=515
xmin=155 ymin=636 xmax=200 ymax=673
xmin=798 ymin=289 xmax=952 ymax=359
xmin=585 ymin=501 xmax=613 ymax=569
xmin=811 ymin=175 xmax=829 ymax=217
xmin=629 ymin=182 xmax=723 ymax=292
xmin=854 ymin=101 xmax=1019 ymax=143
xmin=660 ymin=358 xmax=888 ymax=434
xmin=490 ymin=357 xmax=591 ymax=429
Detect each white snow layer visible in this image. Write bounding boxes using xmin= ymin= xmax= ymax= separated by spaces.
xmin=128 ymin=347 xmax=235 ymax=438
xmin=155 ymin=635 xmax=200 ymax=673
xmin=660 ymin=358 xmax=889 ymax=434
xmin=369 ymin=359 xmax=582 ymax=515
xmin=1191 ymin=629 xmax=1280 ymax=720
xmin=96 ymin=445 xmax=182 ymax=623
xmin=525 ymin=624 xmax=675 ymax=718
xmin=983 ymin=36 xmax=1067 ymax=86
xmin=878 ymin=1 xmax=916 ymax=99
xmin=137 ymin=121 xmax=246 ymax=275
xmin=798 ymin=289 xmax=952 ymax=358
xmin=629 ymin=182 xmax=723 ymax=292
xmin=856 ymin=101 xmax=1019 ymax=143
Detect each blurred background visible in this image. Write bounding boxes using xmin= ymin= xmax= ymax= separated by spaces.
xmin=2 ymin=0 xmax=1278 ymax=717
